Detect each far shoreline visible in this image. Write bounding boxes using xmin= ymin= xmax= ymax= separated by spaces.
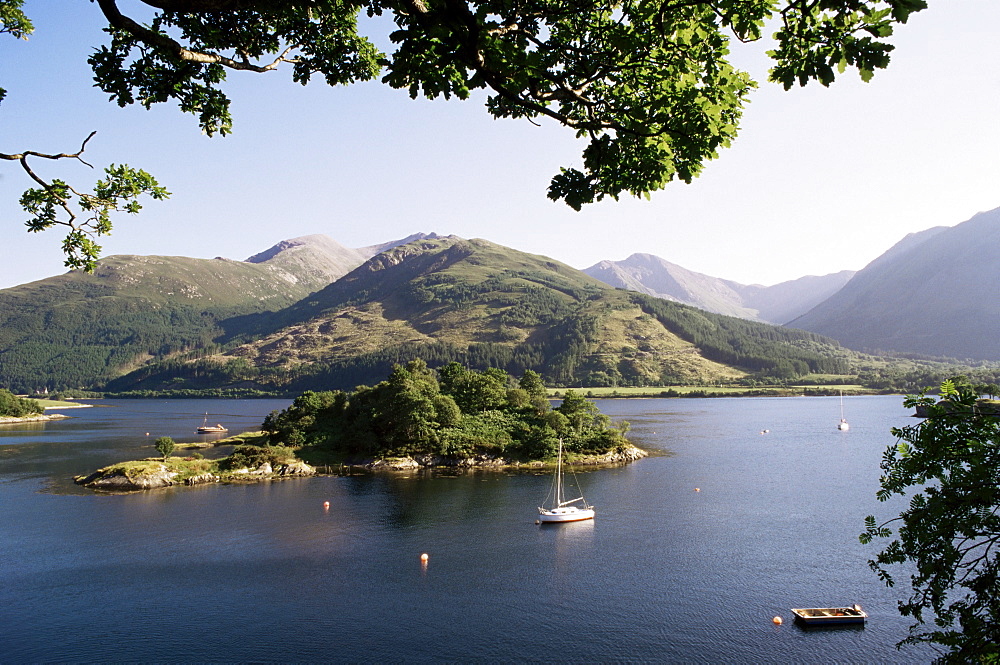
xmin=57 ymin=387 xmax=898 ymax=402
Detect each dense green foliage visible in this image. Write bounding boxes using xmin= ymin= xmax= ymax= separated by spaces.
xmin=82 ymin=0 xmax=925 ymax=210
xmin=861 ymin=380 xmax=1000 ymax=662
xmin=0 ymin=388 xmax=41 ymax=417
xmin=218 ymin=444 xmax=299 ymax=472
xmin=262 ymin=360 xmax=630 ymax=460
xmin=3 ymin=0 xmax=927 ymax=264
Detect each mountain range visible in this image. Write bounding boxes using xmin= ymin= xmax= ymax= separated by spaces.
xmin=0 ymin=233 xmax=437 ymax=391
xmin=583 ymin=207 xmax=1000 ymax=362
xmin=582 ymin=254 xmax=854 ymax=324
xmin=789 ymin=208 xmax=1000 ymax=360
xmin=2 ymin=207 xmax=998 ymax=393
xmin=106 ymin=235 xmax=854 ymax=393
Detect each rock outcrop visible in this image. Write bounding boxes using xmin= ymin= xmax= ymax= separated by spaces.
xmin=75 ymin=459 xmax=316 ymax=491
xmin=75 ymin=463 xmax=179 ymax=491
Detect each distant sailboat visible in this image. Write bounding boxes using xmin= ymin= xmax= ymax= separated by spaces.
xmin=197 ymin=413 xmax=228 ymax=434
xmin=837 ymin=392 xmax=849 ymax=431
xmin=538 ymin=439 xmax=595 ymax=523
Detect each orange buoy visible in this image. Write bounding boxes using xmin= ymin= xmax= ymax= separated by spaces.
xmin=772 ymin=616 xmax=782 ymax=625
xmin=323 ymin=501 xmax=330 ymax=509
xmin=694 ymin=488 xmax=701 ymax=492
xmin=420 ymin=553 xmax=429 ymax=562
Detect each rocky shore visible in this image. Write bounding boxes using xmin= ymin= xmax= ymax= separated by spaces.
xmin=75 ymin=459 xmax=316 ymax=491
xmin=75 ymin=443 xmax=648 ymax=491
xmin=362 ymin=444 xmax=648 ymax=471
xmin=0 ymin=413 xmax=70 ymax=424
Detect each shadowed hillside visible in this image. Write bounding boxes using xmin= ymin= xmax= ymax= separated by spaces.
xmin=788 ymin=209 xmax=1000 ymax=360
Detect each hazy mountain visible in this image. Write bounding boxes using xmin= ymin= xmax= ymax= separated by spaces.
xmin=111 ymin=236 xmax=854 ymax=392
xmin=788 ymin=208 xmax=1000 ymax=360
xmin=583 ymin=253 xmax=854 ymax=324
xmin=744 ymin=271 xmax=857 ymax=324
xmin=0 ymin=233 xmax=414 ymax=392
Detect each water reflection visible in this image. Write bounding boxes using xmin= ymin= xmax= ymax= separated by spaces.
xmin=0 ymin=420 xmax=48 ymax=434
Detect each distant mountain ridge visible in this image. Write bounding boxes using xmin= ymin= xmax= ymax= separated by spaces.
xmin=583 ymin=253 xmax=854 ymax=324
xmin=0 ymin=233 xmax=433 ymax=392
xmin=4 ymin=211 xmax=998 ymax=393
xmin=788 ymin=208 xmax=1000 ymax=360
xmin=109 ymin=235 xmax=854 ymax=393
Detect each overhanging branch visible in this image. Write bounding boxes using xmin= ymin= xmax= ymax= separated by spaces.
xmin=96 ymin=0 xmax=299 ymax=72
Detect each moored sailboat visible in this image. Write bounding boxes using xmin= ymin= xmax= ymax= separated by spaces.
xmin=197 ymin=413 xmax=228 ymax=434
xmin=538 ymin=439 xmax=595 ymax=523
xmin=837 ymin=392 xmax=849 ymax=431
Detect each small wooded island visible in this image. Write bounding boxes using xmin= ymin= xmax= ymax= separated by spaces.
xmin=76 ymin=360 xmax=646 ymax=491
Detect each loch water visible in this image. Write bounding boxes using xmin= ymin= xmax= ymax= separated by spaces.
xmin=0 ymin=396 xmax=936 ymax=663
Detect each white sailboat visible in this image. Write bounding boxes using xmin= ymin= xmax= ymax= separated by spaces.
xmin=837 ymin=392 xmax=849 ymax=431
xmin=197 ymin=413 xmax=228 ymax=434
xmin=538 ymin=439 xmax=595 ymax=523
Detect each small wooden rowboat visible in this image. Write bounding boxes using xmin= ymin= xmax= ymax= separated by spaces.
xmin=791 ymin=605 xmax=867 ymax=625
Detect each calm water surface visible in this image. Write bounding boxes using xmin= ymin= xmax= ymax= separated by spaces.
xmin=0 ymin=396 xmax=936 ymax=663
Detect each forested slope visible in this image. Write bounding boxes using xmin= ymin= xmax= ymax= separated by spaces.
xmin=108 ymin=237 xmax=855 ymax=392
xmin=0 ymin=237 xmax=361 ymax=391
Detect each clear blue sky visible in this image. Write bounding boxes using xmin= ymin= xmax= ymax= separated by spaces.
xmin=2 ymin=1 xmax=998 ymax=290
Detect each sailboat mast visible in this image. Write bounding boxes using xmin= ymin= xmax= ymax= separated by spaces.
xmin=556 ymin=438 xmax=563 ymax=506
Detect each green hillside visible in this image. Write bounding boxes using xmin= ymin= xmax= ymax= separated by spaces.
xmin=0 ymin=251 xmax=339 ymax=392
xmin=107 ymin=237 xmax=856 ymax=392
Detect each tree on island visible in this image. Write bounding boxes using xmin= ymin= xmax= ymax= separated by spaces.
xmin=154 ymin=436 xmax=176 ymax=462
xmin=262 ymin=359 xmax=631 ymax=460
xmin=861 ymin=380 xmax=1000 ymax=662
xmin=1 ymin=0 xmax=928 ymax=268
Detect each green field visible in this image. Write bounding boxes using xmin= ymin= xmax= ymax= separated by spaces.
xmin=36 ymin=399 xmax=86 ymax=409
xmin=549 ymin=384 xmax=875 ymax=398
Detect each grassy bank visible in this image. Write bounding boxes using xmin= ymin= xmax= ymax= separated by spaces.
xmin=38 ymin=399 xmax=90 ymax=409
xmin=548 ymin=384 xmax=878 ymax=398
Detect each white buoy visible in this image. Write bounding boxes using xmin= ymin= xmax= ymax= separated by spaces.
xmin=420 ymin=553 xmax=429 ymax=562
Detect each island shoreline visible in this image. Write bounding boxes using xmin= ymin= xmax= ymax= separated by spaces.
xmin=74 ymin=437 xmax=650 ymax=492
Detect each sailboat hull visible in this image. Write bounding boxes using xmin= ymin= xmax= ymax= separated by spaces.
xmin=538 ymin=507 xmax=596 ymax=523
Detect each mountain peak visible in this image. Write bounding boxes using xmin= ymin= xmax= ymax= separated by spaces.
xmin=245 ymin=234 xmax=349 ymax=264
xmin=584 ymin=253 xmax=856 ymax=324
